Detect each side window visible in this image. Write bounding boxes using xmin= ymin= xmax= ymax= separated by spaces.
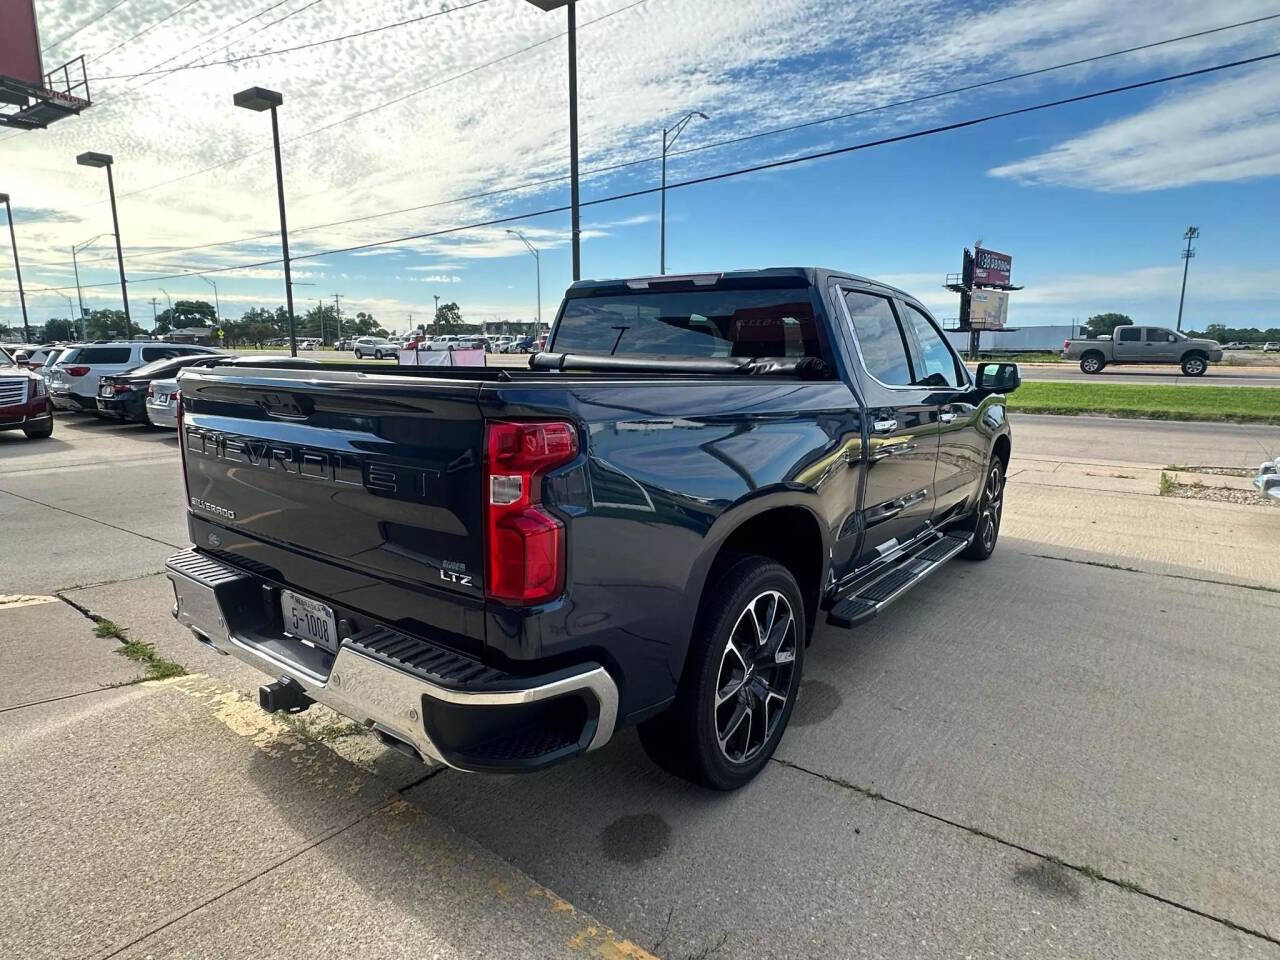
xmin=1145 ymin=328 xmax=1174 ymax=343
xmin=902 ymin=304 xmax=963 ymax=387
xmin=142 ymin=347 xmax=175 ymax=362
xmin=1117 ymin=327 xmax=1141 ymax=342
xmin=843 ymin=291 xmax=913 ymax=385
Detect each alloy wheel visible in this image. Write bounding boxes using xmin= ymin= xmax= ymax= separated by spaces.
xmin=980 ymin=462 xmax=1004 ymax=551
xmin=714 ymin=590 xmax=797 ymax=765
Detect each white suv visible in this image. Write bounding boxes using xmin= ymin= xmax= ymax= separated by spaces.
xmin=352 ymin=336 xmax=394 ymax=359
xmin=49 ymin=341 xmax=222 ymax=413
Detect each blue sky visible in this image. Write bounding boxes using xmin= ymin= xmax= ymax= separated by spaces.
xmin=3 ymin=0 xmax=1279 ymax=333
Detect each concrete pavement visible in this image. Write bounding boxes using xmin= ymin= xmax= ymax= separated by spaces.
xmin=2 ymin=410 xmax=1279 ymax=958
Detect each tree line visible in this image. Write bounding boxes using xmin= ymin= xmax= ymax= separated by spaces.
xmin=1082 ymin=313 xmax=1279 ymax=342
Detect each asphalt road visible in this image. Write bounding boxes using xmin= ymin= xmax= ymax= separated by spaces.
xmin=3 ymin=411 xmax=1279 ymax=959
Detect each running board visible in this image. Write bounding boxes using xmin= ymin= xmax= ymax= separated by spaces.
xmin=826 ymin=533 xmax=972 ymax=629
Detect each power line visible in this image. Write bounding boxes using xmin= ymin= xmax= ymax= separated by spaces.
xmin=15 ymin=49 xmax=1277 ymax=296
xmin=43 ymin=12 xmax=1280 ymax=271
xmin=51 ymin=0 xmax=649 ymax=207
xmin=41 ymin=0 xmax=137 ymax=53
xmin=88 ymin=0 xmax=495 ymax=80
xmin=93 ymin=0 xmax=205 ymax=64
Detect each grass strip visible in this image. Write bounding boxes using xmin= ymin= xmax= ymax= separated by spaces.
xmin=1007 ymin=381 xmax=1280 ymax=424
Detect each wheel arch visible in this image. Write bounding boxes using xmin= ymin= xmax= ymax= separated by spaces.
xmin=690 ymin=497 xmax=829 ymax=646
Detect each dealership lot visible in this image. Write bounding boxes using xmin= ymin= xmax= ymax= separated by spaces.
xmin=3 ymin=413 xmax=1279 ymax=959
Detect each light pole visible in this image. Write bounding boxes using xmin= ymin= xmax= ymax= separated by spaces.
xmin=1175 ymin=226 xmax=1199 ymax=332
xmin=234 ymin=86 xmax=296 ymax=356
xmin=201 ymin=275 xmax=220 ymax=324
xmin=524 ymin=0 xmax=581 ymax=280
xmin=161 ymin=288 xmax=173 ymax=337
xmin=75 ymin=153 xmax=131 ymax=333
xmin=506 ymin=228 xmax=541 ymax=327
xmin=71 ymin=234 xmax=105 ymax=335
xmin=660 ymin=111 xmax=708 ymax=275
xmin=0 ymin=193 xmax=31 ymax=342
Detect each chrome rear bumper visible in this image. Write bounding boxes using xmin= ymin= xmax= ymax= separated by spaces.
xmin=165 ymin=549 xmax=618 ymax=771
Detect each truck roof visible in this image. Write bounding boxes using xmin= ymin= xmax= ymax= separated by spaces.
xmin=566 ymin=267 xmax=915 ymax=303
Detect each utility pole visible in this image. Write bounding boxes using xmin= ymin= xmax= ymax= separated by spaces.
xmin=433 ymin=294 xmax=440 ymax=317
xmin=150 ymin=297 xmax=159 ymax=331
xmin=0 ymin=194 xmax=30 ymax=342
xmin=332 ymin=293 xmax=343 ymax=344
xmin=1175 ymin=226 xmax=1199 ymax=332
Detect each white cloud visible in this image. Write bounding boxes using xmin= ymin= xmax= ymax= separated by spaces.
xmin=408 ymin=274 xmax=462 ymax=283
xmin=989 ymin=65 xmax=1280 ymax=191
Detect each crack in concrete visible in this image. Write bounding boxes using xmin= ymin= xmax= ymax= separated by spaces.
xmin=771 ymin=756 xmax=1280 ymax=948
xmin=0 ymin=486 xmax=184 ymax=550
xmin=1026 ymin=551 xmax=1280 ymax=596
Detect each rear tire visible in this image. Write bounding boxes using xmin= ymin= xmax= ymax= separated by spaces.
xmin=1079 ymin=353 xmax=1105 ymax=374
xmin=354 ymin=350 xmax=364 ymax=359
xmin=638 ymin=556 xmax=805 ymax=790
xmin=1180 ymin=354 xmax=1208 ymax=377
xmin=960 ymin=456 xmax=1004 ymax=561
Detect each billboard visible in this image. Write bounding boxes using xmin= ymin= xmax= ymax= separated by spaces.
xmin=968 ymin=288 xmax=1009 ymax=330
xmin=973 ymin=246 xmax=1012 ymax=286
xmin=0 ymin=0 xmax=44 ymax=87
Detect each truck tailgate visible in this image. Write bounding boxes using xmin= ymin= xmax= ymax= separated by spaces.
xmin=178 ymin=367 xmax=487 ymax=606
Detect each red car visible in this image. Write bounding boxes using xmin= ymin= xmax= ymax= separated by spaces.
xmin=0 ymin=348 xmax=54 ymax=440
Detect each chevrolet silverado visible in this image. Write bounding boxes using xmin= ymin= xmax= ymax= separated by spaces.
xmin=165 ymin=268 xmax=1018 ymax=789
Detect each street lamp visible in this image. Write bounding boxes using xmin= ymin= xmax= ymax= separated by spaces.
xmin=523 ymin=0 xmax=581 ymax=281
xmin=1175 ymin=226 xmax=1200 ymax=332
xmin=201 ymin=275 xmax=220 ymax=324
xmin=506 ymin=229 xmax=542 ymax=327
xmin=0 ymin=193 xmax=30 ymax=342
xmin=233 ymin=86 xmax=296 ymax=356
xmin=660 ymin=111 xmax=708 ymax=275
xmin=75 ymin=152 xmax=132 ymax=335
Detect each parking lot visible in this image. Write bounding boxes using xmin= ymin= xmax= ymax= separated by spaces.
xmin=3 ymin=410 xmax=1279 ymax=959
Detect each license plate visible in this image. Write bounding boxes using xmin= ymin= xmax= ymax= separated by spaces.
xmin=153 ymin=392 xmax=170 ymax=405
xmin=280 ymin=590 xmax=338 ymax=652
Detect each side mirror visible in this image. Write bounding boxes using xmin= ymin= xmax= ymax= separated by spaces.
xmin=975 ymin=361 xmax=1020 ymax=394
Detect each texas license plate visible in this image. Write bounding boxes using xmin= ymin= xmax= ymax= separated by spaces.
xmin=154 ymin=392 xmax=170 ymax=404
xmin=280 ymin=590 xmax=338 ymax=652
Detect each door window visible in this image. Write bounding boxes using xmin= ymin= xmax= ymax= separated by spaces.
xmin=843 ymin=291 xmax=913 ymax=385
xmin=902 ymin=304 xmax=963 ymax=387
xmin=1116 ymin=327 xmax=1141 ymax=342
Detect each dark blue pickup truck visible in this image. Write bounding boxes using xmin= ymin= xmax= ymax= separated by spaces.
xmin=165 ymin=268 xmax=1018 ymax=789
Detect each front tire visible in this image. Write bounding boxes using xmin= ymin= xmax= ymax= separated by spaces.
xmin=354 ymin=350 xmax=363 ymax=359
xmin=638 ymin=556 xmax=805 ymax=790
xmin=23 ymin=420 xmax=53 ymax=439
xmin=374 ymin=350 xmax=384 ymax=360
xmin=1079 ymin=353 xmax=1105 ymax=374
xmin=960 ymin=456 xmax=1004 ymax=560
xmin=1181 ymin=354 xmax=1208 ymax=376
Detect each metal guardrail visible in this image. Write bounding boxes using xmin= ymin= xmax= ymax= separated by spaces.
xmin=1255 ymin=459 xmax=1280 ymax=502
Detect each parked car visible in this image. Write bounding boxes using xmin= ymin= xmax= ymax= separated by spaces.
xmin=1062 ymin=326 xmax=1223 ymax=376
xmin=98 ymin=353 xmax=233 ymax=424
xmin=0 ymin=346 xmax=54 ymax=439
xmin=37 ymin=346 xmax=72 ymax=385
xmin=147 ymin=356 xmax=320 ymax=429
xmin=1263 ymin=342 xmax=1279 ymax=353
xmin=49 ymin=341 xmax=222 ymax=413
xmin=513 ymin=336 xmax=536 ymax=353
xmin=165 ymin=266 xmax=1017 ymax=790
xmin=15 ymin=345 xmax=64 ymax=370
xmin=1256 ymin=458 xmax=1280 ymax=502
xmin=352 ymin=336 xmax=395 ymax=359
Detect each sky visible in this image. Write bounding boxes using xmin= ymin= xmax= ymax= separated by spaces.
xmin=1 ymin=0 xmax=1279 ymax=334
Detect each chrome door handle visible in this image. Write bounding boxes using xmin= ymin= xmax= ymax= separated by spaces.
xmin=939 ymin=412 xmax=956 ymax=424
xmin=872 ymin=419 xmax=898 ymax=433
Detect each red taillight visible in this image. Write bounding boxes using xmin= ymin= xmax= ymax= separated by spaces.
xmin=1063 ymin=340 xmax=1070 ymax=351
xmin=484 ymin=419 xmax=578 ymax=605
xmin=114 ymin=382 xmax=132 ymax=393
xmin=65 ymin=365 xmax=90 ymax=377
xmin=147 ymin=384 xmax=155 ymax=398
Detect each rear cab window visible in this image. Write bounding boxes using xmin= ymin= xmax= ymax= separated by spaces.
xmin=551 ymin=287 xmax=826 ymax=361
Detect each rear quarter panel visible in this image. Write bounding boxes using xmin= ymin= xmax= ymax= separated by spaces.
xmin=482 ymin=378 xmax=864 ymax=717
